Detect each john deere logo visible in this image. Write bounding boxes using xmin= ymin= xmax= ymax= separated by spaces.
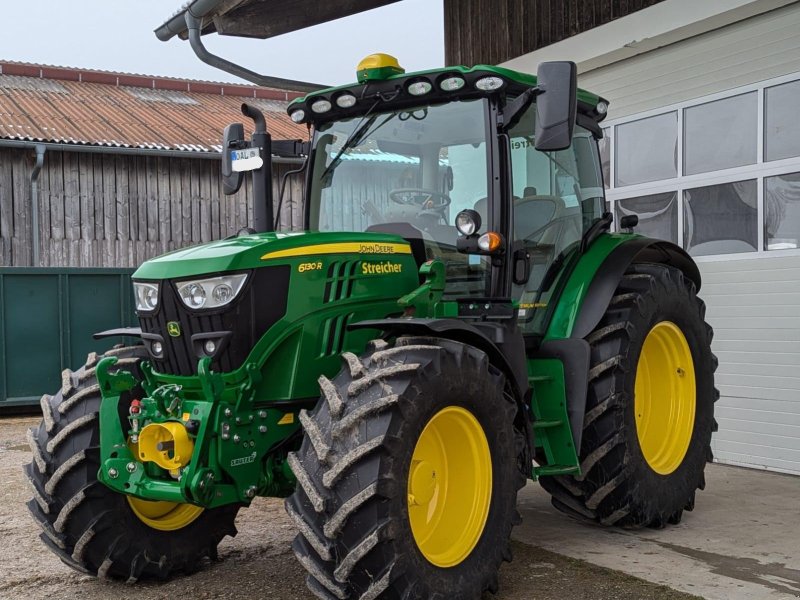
xmin=167 ymin=322 xmax=181 ymax=337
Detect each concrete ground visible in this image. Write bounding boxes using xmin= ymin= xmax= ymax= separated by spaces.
xmin=1 ymin=415 xmax=798 ymax=599
xmin=515 ymin=462 xmax=800 ymax=600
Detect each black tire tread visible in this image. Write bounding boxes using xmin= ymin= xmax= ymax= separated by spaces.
xmin=25 ymin=346 xmax=240 ymax=581
xmin=540 ymin=263 xmax=718 ymax=528
xmin=287 ymin=337 xmax=526 ymax=599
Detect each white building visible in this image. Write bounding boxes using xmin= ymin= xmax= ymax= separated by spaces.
xmin=505 ymin=0 xmax=800 ymax=475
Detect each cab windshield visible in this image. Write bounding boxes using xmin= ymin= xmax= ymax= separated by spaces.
xmin=307 ymin=96 xmax=606 ymax=320
xmin=308 ymin=98 xmax=492 ymax=297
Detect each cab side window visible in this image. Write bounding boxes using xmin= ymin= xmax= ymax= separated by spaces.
xmin=508 ymin=104 xmax=605 ymax=333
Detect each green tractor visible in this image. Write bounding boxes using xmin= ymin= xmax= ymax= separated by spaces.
xmin=26 ymin=54 xmax=717 ymax=598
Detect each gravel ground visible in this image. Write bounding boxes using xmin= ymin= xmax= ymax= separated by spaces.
xmin=0 ymin=416 xmax=699 ymax=600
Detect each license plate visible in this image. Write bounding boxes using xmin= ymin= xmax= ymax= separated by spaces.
xmin=231 ymin=147 xmax=263 ymax=172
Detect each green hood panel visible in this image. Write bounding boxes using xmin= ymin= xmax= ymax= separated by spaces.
xmin=133 ymin=231 xmax=413 ymax=280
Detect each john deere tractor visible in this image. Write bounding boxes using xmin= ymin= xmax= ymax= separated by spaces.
xmin=26 ymin=54 xmax=716 ymax=599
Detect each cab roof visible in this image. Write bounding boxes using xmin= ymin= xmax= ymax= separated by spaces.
xmin=287 ymin=62 xmax=607 ymax=126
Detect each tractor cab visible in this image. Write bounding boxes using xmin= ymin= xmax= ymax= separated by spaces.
xmin=292 ymin=54 xmax=608 ymax=335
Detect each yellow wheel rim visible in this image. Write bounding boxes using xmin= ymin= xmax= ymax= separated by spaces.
xmin=127 ymin=497 xmax=204 ymax=532
xmin=407 ymin=406 xmax=492 ymax=568
xmin=634 ymin=321 xmax=696 ymax=475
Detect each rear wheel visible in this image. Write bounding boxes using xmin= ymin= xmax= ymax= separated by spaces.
xmin=539 ymin=263 xmax=718 ymax=527
xmin=25 ymin=345 xmax=240 ymax=580
xmin=286 ymin=337 xmax=525 ymax=599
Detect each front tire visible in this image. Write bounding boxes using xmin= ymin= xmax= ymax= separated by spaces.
xmin=25 ymin=345 xmax=240 ymax=580
xmin=286 ymin=337 xmax=525 ymax=599
xmin=540 ymin=263 xmax=718 ymax=528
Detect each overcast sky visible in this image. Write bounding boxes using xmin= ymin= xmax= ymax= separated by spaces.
xmin=0 ymin=0 xmax=443 ymax=86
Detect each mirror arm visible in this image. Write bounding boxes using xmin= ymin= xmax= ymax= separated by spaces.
xmin=499 ymin=88 xmax=541 ymax=131
xmin=576 ymin=113 xmax=603 ymax=137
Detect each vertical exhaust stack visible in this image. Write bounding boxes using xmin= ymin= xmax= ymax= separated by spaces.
xmin=241 ymin=103 xmax=274 ymax=233
xmin=220 ymin=104 xmax=274 ymax=233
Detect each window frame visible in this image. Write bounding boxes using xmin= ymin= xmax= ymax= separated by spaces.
xmin=602 ymin=70 xmax=800 ymax=262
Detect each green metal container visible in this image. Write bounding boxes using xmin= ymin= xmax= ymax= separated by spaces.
xmin=0 ymin=267 xmax=136 ymax=407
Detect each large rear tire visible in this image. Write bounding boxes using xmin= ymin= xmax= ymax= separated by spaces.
xmin=286 ymin=337 xmax=526 ymax=599
xmin=539 ymin=263 xmax=718 ymax=528
xmin=25 ymin=345 xmax=240 ymax=580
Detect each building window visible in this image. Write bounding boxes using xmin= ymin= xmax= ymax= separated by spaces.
xmin=765 ymin=172 xmax=800 ymax=250
xmin=615 ymin=192 xmax=678 ymax=244
xmin=765 ymin=80 xmax=800 ymax=162
xmin=684 ymin=180 xmax=757 ymax=256
xmin=615 ymin=112 xmax=677 ymax=186
xmin=606 ymin=73 xmax=800 ymax=259
xmin=684 ymin=92 xmax=757 ymax=175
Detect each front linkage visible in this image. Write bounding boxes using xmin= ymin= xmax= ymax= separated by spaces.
xmin=95 ymin=355 xmax=295 ymax=508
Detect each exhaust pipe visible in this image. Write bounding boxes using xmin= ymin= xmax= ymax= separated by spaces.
xmin=242 ymin=103 xmax=273 ymax=233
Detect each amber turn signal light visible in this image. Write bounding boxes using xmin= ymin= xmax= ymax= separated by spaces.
xmin=478 ymin=232 xmax=503 ymax=252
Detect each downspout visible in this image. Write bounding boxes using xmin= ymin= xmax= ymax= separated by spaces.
xmin=184 ymin=12 xmax=326 ymax=93
xmin=29 ymin=144 xmax=45 ymax=267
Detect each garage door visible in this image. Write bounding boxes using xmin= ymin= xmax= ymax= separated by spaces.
xmin=575 ymin=3 xmax=800 ymax=475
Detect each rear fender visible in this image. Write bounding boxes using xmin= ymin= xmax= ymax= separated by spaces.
xmin=538 ymin=236 xmax=698 ymax=456
xmin=569 ymin=237 xmax=700 ymax=340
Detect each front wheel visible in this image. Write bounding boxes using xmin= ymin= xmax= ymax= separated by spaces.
xmin=25 ymin=346 xmax=240 ymax=580
xmin=540 ymin=263 xmax=718 ymax=528
xmin=286 ymin=337 xmax=525 ymax=599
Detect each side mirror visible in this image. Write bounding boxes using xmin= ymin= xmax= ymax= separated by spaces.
xmin=221 ymin=122 xmax=245 ymax=195
xmin=534 ymin=61 xmax=577 ymax=152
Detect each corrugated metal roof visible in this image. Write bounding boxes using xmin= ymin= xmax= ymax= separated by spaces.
xmin=0 ymin=62 xmax=308 ymax=152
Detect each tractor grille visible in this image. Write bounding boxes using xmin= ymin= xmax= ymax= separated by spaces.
xmin=323 ymin=261 xmax=359 ymax=303
xmin=137 ymin=266 xmax=290 ymax=376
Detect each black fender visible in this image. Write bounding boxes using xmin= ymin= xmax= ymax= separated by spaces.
xmin=349 ymin=318 xmax=530 ymax=405
xmin=571 ymin=238 xmax=700 ymax=340
xmin=350 ymin=317 xmax=533 ymax=473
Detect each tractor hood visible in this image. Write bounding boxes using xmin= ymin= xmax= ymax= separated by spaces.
xmin=132 ymin=231 xmax=413 ymax=280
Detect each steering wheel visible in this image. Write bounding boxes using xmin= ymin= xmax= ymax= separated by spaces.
xmin=389 ymin=188 xmax=452 ymax=211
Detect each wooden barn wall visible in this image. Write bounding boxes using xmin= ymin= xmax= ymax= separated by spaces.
xmin=444 ymin=0 xmax=666 ymax=66
xmin=0 ymin=147 xmax=305 ymax=268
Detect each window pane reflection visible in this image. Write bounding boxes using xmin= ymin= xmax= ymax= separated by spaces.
xmin=615 ymin=192 xmax=678 ymax=243
xmin=765 ymin=172 xmax=800 ymax=250
xmin=684 ymin=93 xmax=757 ymax=175
xmin=615 ymin=112 xmax=677 ymax=186
xmin=684 ymin=180 xmax=757 ymax=256
xmin=765 ymin=80 xmax=800 ymax=162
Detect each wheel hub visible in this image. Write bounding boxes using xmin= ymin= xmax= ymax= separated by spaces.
xmin=634 ymin=321 xmax=697 ymax=475
xmin=407 ymin=406 xmax=492 ymax=568
xmin=408 ymin=460 xmax=437 ymax=506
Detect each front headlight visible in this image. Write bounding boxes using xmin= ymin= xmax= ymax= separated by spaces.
xmin=133 ymin=282 xmax=159 ymax=312
xmin=176 ymin=273 xmax=248 ymax=310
